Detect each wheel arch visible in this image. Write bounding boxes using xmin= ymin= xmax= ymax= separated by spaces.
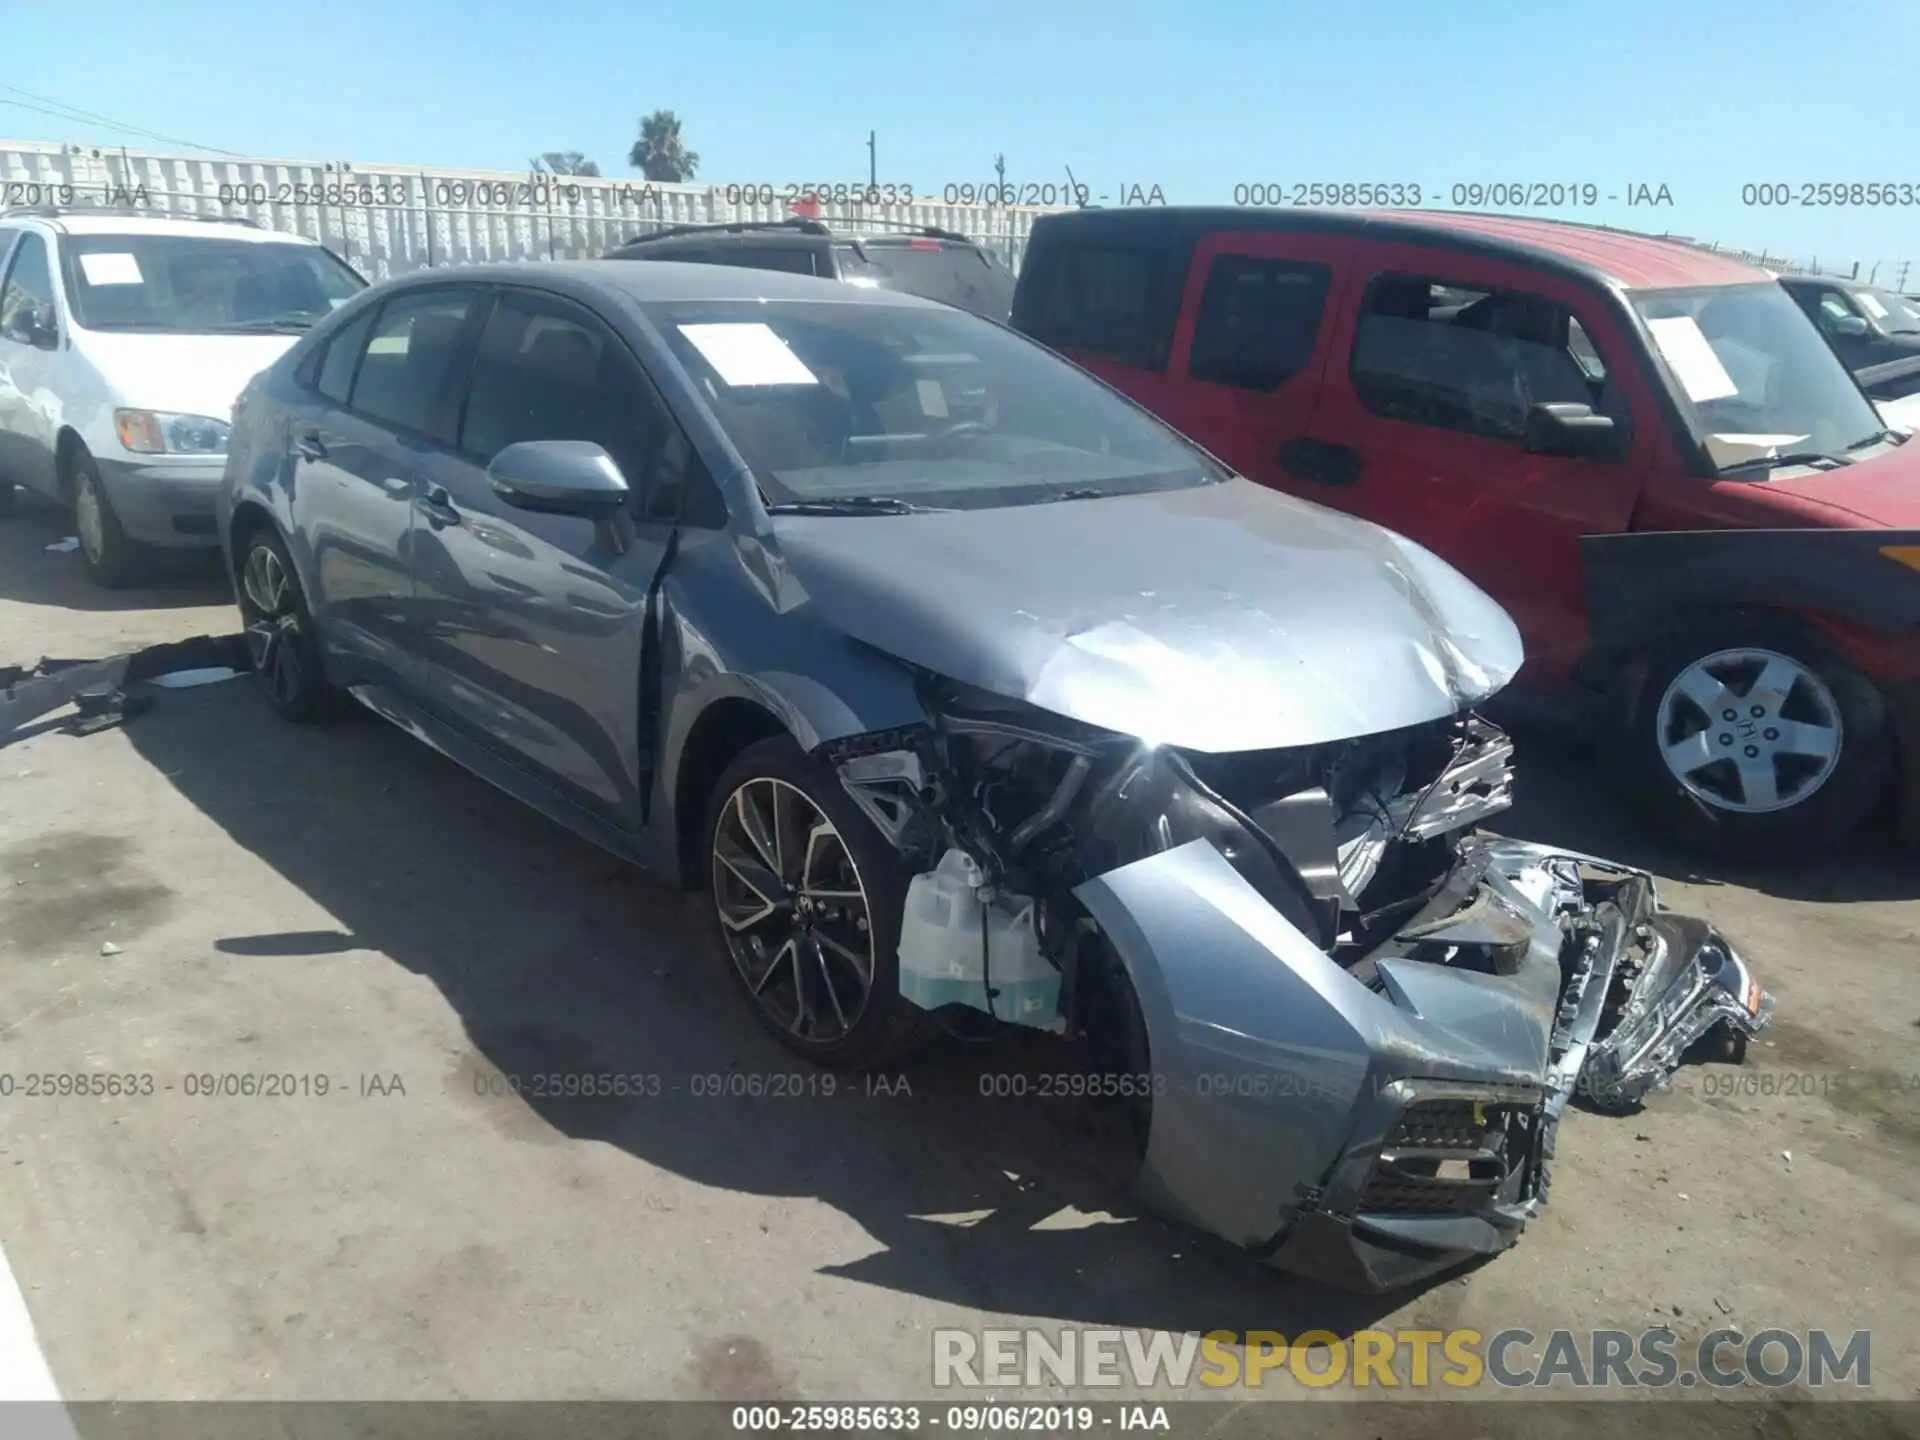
xmin=1578 ymin=529 xmax=1920 ymax=709
xmin=670 ymin=694 xmax=791 ymax=890
xmin=53 ymin=427 xmax=88 ymax=496
xmin=227 ymin=498 xmax=281 ymax=573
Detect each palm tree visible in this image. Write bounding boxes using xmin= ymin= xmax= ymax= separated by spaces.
xmin=628 ymin=110 xmax=699 ymax=183
xmin=529 ymin=151 xmax=601 ymax=176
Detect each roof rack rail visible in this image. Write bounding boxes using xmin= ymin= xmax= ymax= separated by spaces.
xmin=622 ymin=217 xmax=832 ymax=245
xmin=0 ymin=204 xmax=261 ymax=227
xmin=828 ymin=218 xmax=974 ymax=243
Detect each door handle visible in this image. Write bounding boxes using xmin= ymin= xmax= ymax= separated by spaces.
xmin=418 ymin=485 xmax=462 ymax=528
xmin=293 ymin=430 xmax=327 ymax=461
xmin=1278 ymin=438 xmax=1361 ymax=487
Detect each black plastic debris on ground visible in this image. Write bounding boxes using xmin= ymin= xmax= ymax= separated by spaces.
xmin=0 ymin=633 xmax=251 ymax=747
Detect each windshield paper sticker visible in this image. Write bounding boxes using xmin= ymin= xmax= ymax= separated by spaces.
xmin=78 ymin=252 xmax=144 ymax=286
xmin=916 ymin=379 xmax=950 ymax=418
xmin=1700 ymin=433 xmax=1812 ymax=469
xmin=1647 ymin=316 xmax=1740 ymax=402
xmin=677 ymin=323 xmax=818 ymax=387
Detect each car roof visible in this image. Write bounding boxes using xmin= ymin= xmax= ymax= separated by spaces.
xmin=388 ymin=258 xmax=942 ymax=308
xmin=1028 ymin=206 xmax=1772 ymax=291
xmin=11 ymin=213 xmax=312 ymax=243
xmin=617 ymin=224 xmax=988 ymax=252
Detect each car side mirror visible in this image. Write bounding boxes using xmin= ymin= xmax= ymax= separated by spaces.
xmin=4 ymin=308 xmax=57 ymax=349
xmin=1828 ymin=314 xmax=1870 ymax=338
xmin=1523 ymin=401 xmax=1619 ymax=459
xmin=486 ymin=440 xmax=635 ymax=552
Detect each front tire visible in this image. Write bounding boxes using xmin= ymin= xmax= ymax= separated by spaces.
xmin=703 ymin=736 xmax=934 ymax=1070
xmin=70 ymin=450 xmax=144 ymax=589
xmin=1614 ymin=612 xmax=1890 ymax=864
xmin=236 ymin=527 xmax=347 ymax=723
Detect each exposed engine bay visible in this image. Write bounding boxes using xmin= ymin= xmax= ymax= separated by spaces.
xmin=820 ymin=675 xmax=1775 ymax=1291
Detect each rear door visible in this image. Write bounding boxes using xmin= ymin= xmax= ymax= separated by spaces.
xmin=1291 ymin=244 xmax=1656 ymax=687
xmin=290 ymin=285 xmax=482 ymax=696
xmin=411 ymin=285 xmax=693 ymax=826
xmin=1153 ymin=229 xmax=1346 ymax=486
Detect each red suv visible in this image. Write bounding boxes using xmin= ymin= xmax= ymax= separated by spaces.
xmin=1011 ymin=208 xmax=1920 ymax=862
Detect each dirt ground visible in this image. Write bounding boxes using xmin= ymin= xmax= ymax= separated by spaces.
xmin=0 ymin=490 xmax=1915 ymax=1428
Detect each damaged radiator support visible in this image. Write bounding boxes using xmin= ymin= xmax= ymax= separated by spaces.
xmin=830 ymin=697 xmax=1774 ymax=1290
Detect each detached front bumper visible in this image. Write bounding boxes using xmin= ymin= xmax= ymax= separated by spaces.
xmin=1074 ymin=835 xmax=1773 ymax=1293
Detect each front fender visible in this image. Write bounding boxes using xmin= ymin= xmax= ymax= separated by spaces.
xmin=1582 ymin=529 xmax=1920 ymax=668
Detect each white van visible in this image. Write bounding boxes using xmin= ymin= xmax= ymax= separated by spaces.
xmin=0 ymin=210 xmax=366 ymax=586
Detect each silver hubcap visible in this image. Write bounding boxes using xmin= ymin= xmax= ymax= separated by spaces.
xmin=711 ymin=777 xmax=874 ymax=1044
xmin=74 ymin=475 xmax=105 ymax=562
xmin=240 ymin=543 xmax=306 ymax=706
xmin=1656 ymin=647 xmax=1842 ymax=814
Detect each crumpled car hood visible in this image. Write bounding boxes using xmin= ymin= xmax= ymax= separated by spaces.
xmin=768 ymin=479 xmax=1523 ymax=751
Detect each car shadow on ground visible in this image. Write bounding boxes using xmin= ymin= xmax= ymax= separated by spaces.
xmin=0 ymin=490 xmax=231 ymax=615
xmin=122 ymin=683 xmax=1426 ymax=1342
xmin=1499 ymin=728 xmax=1920 ymax=904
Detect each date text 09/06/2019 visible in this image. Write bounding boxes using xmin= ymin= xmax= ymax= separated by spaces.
xmin=730 ymin=1404 xmax=1164 ymax=1433
xmin=1229 ymin=182 xmax=1676 ymax=209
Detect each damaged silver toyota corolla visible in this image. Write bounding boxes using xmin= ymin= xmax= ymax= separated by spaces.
xmin=221 ymin=263 xmax=1773 ymax=1293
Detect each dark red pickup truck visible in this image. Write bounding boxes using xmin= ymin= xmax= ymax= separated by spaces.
xmin=1011 ymin=207 xmax=1920 ymax=862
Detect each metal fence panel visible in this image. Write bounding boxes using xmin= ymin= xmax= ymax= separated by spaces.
xmin=0 ymin=139 xmax=1051 ymax=278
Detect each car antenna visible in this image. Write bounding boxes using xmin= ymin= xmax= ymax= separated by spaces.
xmin=1064 ymin=164 xmax=1092 ymax=209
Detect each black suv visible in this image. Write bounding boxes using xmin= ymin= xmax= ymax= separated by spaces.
xmin=603 ymin=219 xmax=1017 ymax=321
xmin=1778 ymin=272 xmax=1920 ymax=401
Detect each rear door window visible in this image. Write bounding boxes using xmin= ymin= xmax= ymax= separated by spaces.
xmin=831 ymin=242 xmax=1014 ymax=320
xmin=1187 ymin=255 xmax=1332 ymax=390
xmin=721 ymin=247 xmax=819 ymax=276
xmin=347 ymin=290 xmax=478 ymax=440
xmin=1018 ymin=242 xmax=1157 ymax=361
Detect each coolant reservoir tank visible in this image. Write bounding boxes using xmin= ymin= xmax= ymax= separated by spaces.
xmin=898 ymin=849 xmax=1062 ymax=1030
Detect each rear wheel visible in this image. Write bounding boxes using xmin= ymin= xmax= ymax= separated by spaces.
xmin=703 ymin=736 xmax=934 ymax=1070
xmin=1615 ymin=612 xmax=1890 ymax=864
xmin=70 ymin=450 xmax=144 ymax=589
xmin=236 ymin=526 xmax=347 ymax=722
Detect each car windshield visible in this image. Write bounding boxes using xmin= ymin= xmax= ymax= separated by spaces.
xmin=644 ymin=297 xmax=1227 ymax=509
xmin=1633 ymin=282 xmax=1887 ymax=468
xmin=1854 ymin=285 xmax=1920 ymax=334
xmin=832 ymin=241 xmax=1017 ymax=320
xmin=59 ymin=234 xmax=366 ymax=334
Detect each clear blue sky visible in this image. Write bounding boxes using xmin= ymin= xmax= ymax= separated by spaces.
xmin=5 ymin=0 xmax=1918 ymax=273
